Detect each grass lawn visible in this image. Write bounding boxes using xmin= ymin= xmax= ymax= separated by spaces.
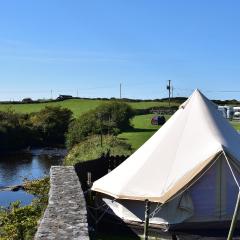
xmin=120 ymin=115 xmax=240 ymax=151
xmin=118 ymin=114 xmax=170 ymax=150
xmin=0 ymin=99 xmax=108 ymax=117
xmin=129 ymin=101 xmax=179 ymax=109
xmin=0 ymin=99 xmax=180 ymax=117
xmin=230 ymin=120 xmax=240 ymax=131
xmin=96 ymin=234 xmax=139 ymax=240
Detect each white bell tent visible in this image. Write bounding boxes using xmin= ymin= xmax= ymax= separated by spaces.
xmin=91 ymin=89 xmax=240 ymax=226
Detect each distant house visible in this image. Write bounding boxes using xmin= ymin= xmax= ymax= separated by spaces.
xmin=56 ymin=95 xmax=73 ymax=100
xmin=22 ymin=98 xmax=33 ymax=103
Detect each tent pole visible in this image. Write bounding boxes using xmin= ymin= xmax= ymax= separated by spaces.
xmin=144 ymin=199 xmax=150 ymax=240
xmin=227 ymin=191 xmax=240 ymax=240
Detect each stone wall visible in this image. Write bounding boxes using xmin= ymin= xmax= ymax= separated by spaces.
xmin=35 ymin=166 xmax=89 ymax=240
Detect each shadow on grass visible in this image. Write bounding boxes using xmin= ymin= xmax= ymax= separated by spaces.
xmin=123 ymin=128 xmax=157 ymax=133
xmin=87 ymin=204 xmax=141 ymax=240
xmin=93 ymin=216 xmax=141 ymax=240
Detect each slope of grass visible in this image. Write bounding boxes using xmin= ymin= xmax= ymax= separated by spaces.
xmin=120 ymin=115 xmax=240 ymax=151
xmin=0 ymin=99 xmax=108 ymax=117
xmin=129 ymin=101 xmax=179 ymax=109
xmin=118 ymin=114 xmax=170 ymax=150
xmin=64 ymin=135 xmax=132 ymax=165
xmin=0 ymin=99 xmax=180 ymax=117
xmin=231 ymin=120 xmax=240 ymax=131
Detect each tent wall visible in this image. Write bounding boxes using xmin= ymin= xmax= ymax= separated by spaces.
xmin=186 ymin=158 xmax=218 ymax=221
xmin=100 ymin=192 xmax=194 ymax=225
xmin=99 ymin=155 xmax=240 ymax=225
xmin=187 ymin=154 xmax=240 ymax=222
xmin=225 ymin=157 xmax=240 ymax=217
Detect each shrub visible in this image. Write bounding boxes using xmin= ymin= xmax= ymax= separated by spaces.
xmin=0 ymin=177 xmax=49 ymax=240
xmin=95 ymin=101 xmax=134 ymax=131
xmin=30 ymin=106 xmax=73 ymax=145
xmin=0 ymin=110 xmax=33 ymax=151
xmin=66 ymin=101 xmax=134 ymax=149
xmin=64 ymin=135 xmax=132 ymax=165
xmin=0 ymin=106 xmax=73 ymax=152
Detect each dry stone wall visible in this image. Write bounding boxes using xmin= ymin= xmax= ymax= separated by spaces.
xmin=35 ymin=166 xmax=89 ymax=240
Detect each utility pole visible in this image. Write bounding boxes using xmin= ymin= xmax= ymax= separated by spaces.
xmin=120 ymin=83 xmax=122 ymax=99
xmin=50 ymin=89 xmax=53 ymax=99
xmin=166 ymin=80 xmax=171 ymax=107
xmin=171 ymin=85 xmax=174 ymax=98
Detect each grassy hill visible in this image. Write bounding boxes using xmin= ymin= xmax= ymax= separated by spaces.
xmin=0 ymin=99 xmax=179 ymax=117
xmin=119 ymin=114 xmax=161 ymax=150
xmin=1 ymin=99 xmax=239 ymax=151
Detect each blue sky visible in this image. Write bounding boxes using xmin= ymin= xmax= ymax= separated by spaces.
xmin=0 ymin=0 xmax=240 ymax=100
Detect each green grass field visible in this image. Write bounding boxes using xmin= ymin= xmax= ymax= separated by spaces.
xmin=0 ymin=99 xmax=179 ymax=117
xmin=120 ymin=115 xmax=240 ymax=150
xmin=1 ymin=99 xmax=240 ymax=151
xmin=230 ymin=120 xmax=240 ymax=131
xmin=0 ymin=99 xmax=108 ymax=117
xmin=119 ymin=114 xmax=168 ymax=150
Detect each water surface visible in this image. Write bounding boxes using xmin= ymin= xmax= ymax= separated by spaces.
xmin=0 ymin=148 xmax=67 ymax=207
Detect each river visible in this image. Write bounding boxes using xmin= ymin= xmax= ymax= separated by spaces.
xmin=0 ymin=148 xmax=67 ymax=207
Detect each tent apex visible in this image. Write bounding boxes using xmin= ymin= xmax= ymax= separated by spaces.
xmin=193 ymin=88 xmax=204 ymax=96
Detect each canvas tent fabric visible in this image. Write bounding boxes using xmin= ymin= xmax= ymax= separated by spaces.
xmin=99 ymin=191 xmax=195 ymax=225
xmin=97 ymin=153 xmax=240 ymax=225
xmin=92 ymin=89 xmax=240 ymax=204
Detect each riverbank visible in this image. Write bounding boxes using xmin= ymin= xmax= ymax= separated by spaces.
xmin=0 ymin=147 xmax=66 ymax=207
xmin=0 ymin=177 xmax=50 ymax=240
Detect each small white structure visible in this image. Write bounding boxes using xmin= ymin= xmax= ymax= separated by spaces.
xmin=233 ymin=107 xmax=240 ymax=118
xmin=92 ymin=90 xmax=240 ymax=231
xmin=218 ymin=105 xmax=234 ymax=119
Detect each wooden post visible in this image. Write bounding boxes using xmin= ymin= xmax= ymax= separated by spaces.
xmin=94 ymin=193 xmax=98 ymax=236
xmin=87 ymin=172 xmax=92 ymax=204
xmin=87 ymin=172 xmax=92 ymax=187
xmin=144 ymin=199 xmax=150 ymax=240
xmin=227 ymin=191 xmax=240 ymax=240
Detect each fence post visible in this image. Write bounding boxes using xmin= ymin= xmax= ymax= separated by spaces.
xmin=87 ymin=172 xmax=92 ymax=187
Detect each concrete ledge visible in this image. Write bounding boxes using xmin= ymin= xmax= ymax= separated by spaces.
xmin=35 ymin=166 xmax=89 ymax=240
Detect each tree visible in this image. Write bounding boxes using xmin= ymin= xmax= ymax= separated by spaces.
xmin=66 ymin=101 xmax=134 ymax=149
xmin=30 ymin=106 xmax=73 ymax=145
xmin=0 ymin=110 xmax=32 ymax=151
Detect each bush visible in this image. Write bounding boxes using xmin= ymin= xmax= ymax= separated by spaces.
xmin=0 ymin=110 xmax=34 ymax=151
xmin=66 ymin=101 xmax=134 ymax=149
xmin=30 ymin=106 xmax=73 ymax=145
xmin=0 ymin=106 xmax=73 ymax=152
xmin=0 ymin=177 xmax=49 ymax=240
xmin=64 ymin=135 xmax=132 ymax=165
xmin=95 ymin=101 xmax=134 ymax=131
